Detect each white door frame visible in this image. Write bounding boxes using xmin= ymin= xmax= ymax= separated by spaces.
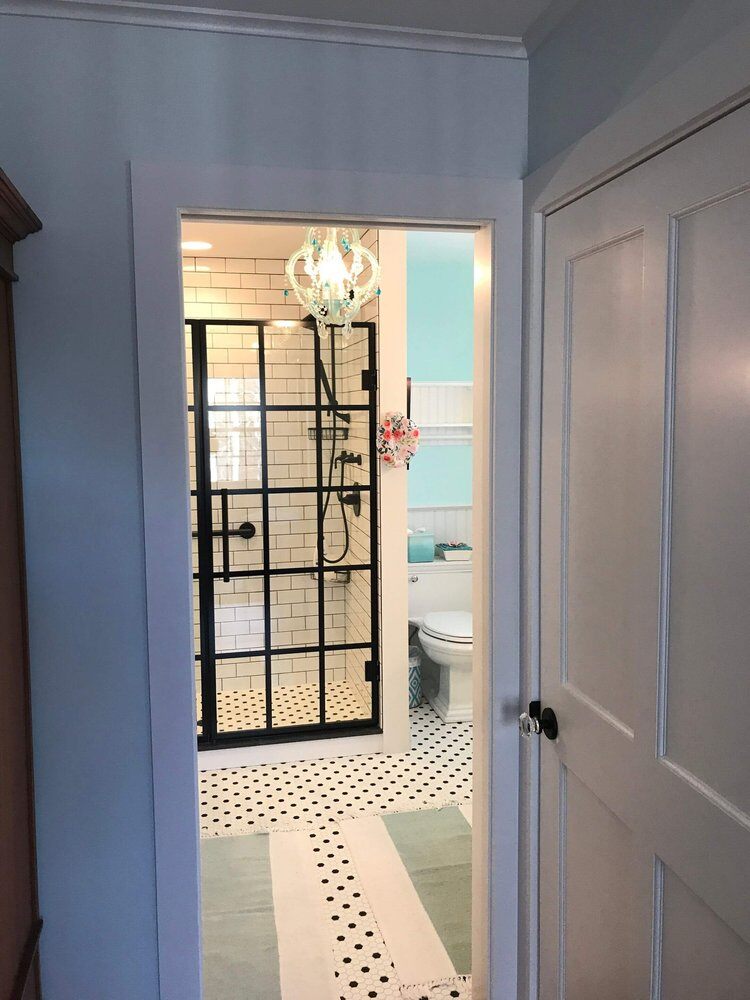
xmin=520 ymin=24 xmax=750 ymax=1000
xmin=130 ymin=161 xmax=523 ymax=1000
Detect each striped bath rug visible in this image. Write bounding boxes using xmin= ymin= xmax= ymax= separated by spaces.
xmin=339 ymin=806 xmax=472 ymax=989
xmin=201 ymin=830 xmax=337 ymax=1000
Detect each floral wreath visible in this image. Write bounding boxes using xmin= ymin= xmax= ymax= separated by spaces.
xmin=376 ymin=411 xmax=420 ymax=468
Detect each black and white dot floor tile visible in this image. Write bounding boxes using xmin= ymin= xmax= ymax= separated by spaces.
xmin=203 ymin=679 xmax=370 ymax=733
xmin=199 ymin=703 xmax=472 ymax=836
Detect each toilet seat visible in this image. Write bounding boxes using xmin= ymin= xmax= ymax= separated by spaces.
xmin=420 ymin=611 xmax=473 ymax=644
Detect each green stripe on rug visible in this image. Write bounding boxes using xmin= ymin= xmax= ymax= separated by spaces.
xmin=201 ymin=835 xmax=280 ymax=1000
xmin=382 ymin=807 xmax=472 ymax=975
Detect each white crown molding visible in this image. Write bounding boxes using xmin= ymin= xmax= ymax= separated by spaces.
xmin=0 ymin=0 xmax=527 ymax=58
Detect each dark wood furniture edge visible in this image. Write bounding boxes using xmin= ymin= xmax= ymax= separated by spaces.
xmin=1 ymin=171 xmax=42 ymax=998
xmin=11 ymin=918 xmax=43 ymax=1000
xmin=0 ymin=171 xmax=42 ymax=247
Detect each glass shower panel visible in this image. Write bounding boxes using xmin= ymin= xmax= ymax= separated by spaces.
xmin=267 ymin=492 xmax=318 ymax=570
xmin=206 ymin=324 xmax=260 ymax=406
xmin=265 ymin=410 xmax=322 ymax=489
xmin=210 ymin=492 xmax=264 ymax=578
xmin=264 ymin=323 xmax=316 ymax=406
xmin=269 ymin=573 xmax=319 ymax=650
xmin=326 ymin=567 xmax=374 ymax=722
xmin=209 ymin=411 xmax=262 ymax=490
xmin=189 ymin=318 xmax=379 ymax=748
xmin=213 ymin=575 xmax=267 ymax=736
xmin=214 ymin=656 xmax=268 ymax=734
xmin=270 ymin=653 xmax=321 ymax=728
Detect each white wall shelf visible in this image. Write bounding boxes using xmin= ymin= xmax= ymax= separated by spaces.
xmin=410 ymin=381 xmax=473 ymax=444
xmin=417 ymin=422 xmax=473 ymax=444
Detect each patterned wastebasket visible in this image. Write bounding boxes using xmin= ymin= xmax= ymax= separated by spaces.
xmin=408 ymin=646 xmax=422 ymax=708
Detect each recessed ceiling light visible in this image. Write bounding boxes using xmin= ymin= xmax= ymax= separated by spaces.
xmin=181 ymin=240 xmax=213 ymax=251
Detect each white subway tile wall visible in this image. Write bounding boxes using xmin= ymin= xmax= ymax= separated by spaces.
xmin=184 ymin=241 xmax=379 ymax=729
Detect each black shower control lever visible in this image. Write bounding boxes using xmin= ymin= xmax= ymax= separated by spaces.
xmin=335 ymin=451 xmax=362 ymax=466
xmin=340 ymin=491 xmax=362 ymax=517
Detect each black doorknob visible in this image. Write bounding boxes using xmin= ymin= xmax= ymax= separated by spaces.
xmin=518 ymin=700 xmax=558 ymax=740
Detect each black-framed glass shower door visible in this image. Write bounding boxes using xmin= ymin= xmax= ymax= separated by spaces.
xmin=188 ymin=319 xmax=380 ymax=748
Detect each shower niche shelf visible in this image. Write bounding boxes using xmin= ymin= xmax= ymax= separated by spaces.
xmin=308 ymin=425 xmax=349 ymax=441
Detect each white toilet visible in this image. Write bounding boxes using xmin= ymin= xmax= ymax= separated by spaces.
xmin=408 ymin=563 xmax=473 ymax=723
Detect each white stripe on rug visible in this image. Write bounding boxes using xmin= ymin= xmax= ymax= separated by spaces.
xmin=340 ymin=815 xmax=456 ymax=985
xmin=459 ymin=802 xmax=472 ymax=827
xmin=270 ymin=830 xmax=337 ymax=1000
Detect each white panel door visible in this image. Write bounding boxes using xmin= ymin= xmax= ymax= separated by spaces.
xmin=539 ymin=103 xmax=750 ymax=999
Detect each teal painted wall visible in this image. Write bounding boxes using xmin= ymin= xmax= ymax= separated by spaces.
xmin=408 ymin=445 xmax=473 ymax=507
xmin=407 ymin=232 xmax=474 ymax=380
xmin=407 ymin=232 xmax=474 ymax=510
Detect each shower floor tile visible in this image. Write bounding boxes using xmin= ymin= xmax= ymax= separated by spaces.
xmin=199 ymin=703 xmax=472 ymax=837
xmin=206 ymin=678 xmax=370 ymax=733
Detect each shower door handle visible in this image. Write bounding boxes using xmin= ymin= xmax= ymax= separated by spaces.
xmin=220 ymin=488 xmax=230 ymax=583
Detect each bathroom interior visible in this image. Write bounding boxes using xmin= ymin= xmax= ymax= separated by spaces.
xmin=183 ymin=218 xmax=476 ymax=1000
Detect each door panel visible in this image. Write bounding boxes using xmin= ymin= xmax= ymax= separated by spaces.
xmin=665 ymin=189 xmax=750 ymax=812
xmin=563 ymin=769 xmax=642 ymax=1000
xmin=566 ymin=232 xmax=646 ymax=731
xmin=540 ymin=103 xmax=750 ymax=998
xmin=660 ymin=865 xmax=750 ymax=1000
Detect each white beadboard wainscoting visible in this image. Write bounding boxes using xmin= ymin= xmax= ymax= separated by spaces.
xmin=408 ymin=503 xmax=473 ymax=544
xmin=409 ymin=381 xmax=473 ymax=444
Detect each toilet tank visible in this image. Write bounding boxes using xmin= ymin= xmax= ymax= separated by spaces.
xmin=407 ymin=562 xmax=472 ymax=622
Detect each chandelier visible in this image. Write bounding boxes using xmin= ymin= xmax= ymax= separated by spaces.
xmin=284 ymin=227 xmax=380 ymax=339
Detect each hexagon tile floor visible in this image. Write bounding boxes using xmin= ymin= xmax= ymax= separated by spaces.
xmin=199 ymin=703 xmax=472 ymax=837
xmin=199 ymin=704 xmax=473 ymax=1000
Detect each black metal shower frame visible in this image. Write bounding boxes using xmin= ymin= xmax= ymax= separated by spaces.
xmin=189 ymin=318 xmax=381 ymax=749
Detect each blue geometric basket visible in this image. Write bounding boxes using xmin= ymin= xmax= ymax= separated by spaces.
xmin=408 ymin=646 xmax=422 ymax=708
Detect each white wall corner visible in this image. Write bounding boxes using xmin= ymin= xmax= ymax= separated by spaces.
xmin=377 ymin=229 xmax=410 ymax=753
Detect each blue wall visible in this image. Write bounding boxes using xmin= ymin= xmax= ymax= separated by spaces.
xmin=528 ymin=0 xmax=750 ymax=171
xmin=407 ymin=231 xmax=474 ymax=510
xmin=407 ymin=231 xmax=474 ymax=381
xmin=408 ymin=445 xmax=473 ymax=507
xmin=0 ymin=13 xmax=526 ymax=998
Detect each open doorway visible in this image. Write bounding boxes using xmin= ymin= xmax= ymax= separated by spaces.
xmin=182 ymin=219 xmax=478 ymax=998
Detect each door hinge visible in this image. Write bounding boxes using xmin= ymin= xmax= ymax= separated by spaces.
xmin=364 ymin=659 xmax=380 ymax=683
xmin=361 ymin=369 xmax=377 ymax=392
